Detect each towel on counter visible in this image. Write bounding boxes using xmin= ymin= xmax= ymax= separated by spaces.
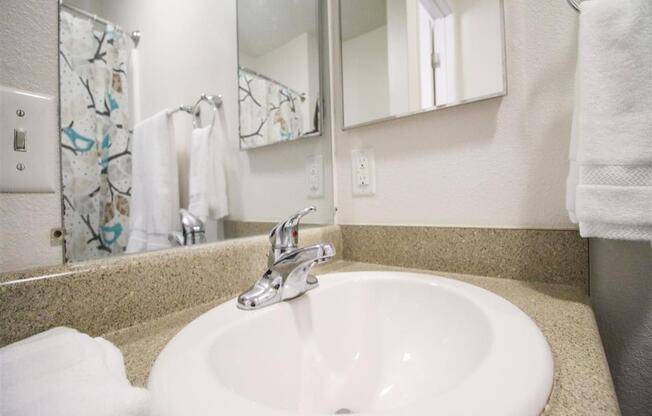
xmin=188 ymin=126 xmax=229 ymax=223
xmin=126 ymin=110 xmax=180 ymax=253
xmin=567 ymin=0 xmax=652 ymax=241
xmin=0 ymin=327 xmax=150 ymax=416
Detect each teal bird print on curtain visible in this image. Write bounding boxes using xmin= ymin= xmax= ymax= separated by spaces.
xmin=100 ymin=223 xmax=123 ymax=246
xmin=63 ymin=123 xmax=95 ymax=153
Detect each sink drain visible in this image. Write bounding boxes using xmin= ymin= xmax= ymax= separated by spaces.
xmin=334 ymin=409 xmax=353 ymax=414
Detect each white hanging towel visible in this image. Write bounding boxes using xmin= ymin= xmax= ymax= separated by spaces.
xmin=127 ymin=110 xmax=180 ymax=252
xmin=0 ymin=327 xmax=150 ymax=416
xmin=188 ymin=126 xmax=229 ymax=222
xmin=567 ymin=0 xmax=652 ymax=241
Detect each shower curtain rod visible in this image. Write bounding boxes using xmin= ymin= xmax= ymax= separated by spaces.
xmin=59 ymin=1 xmax=141 ymax=47
xmin=239 ymin=66 xmax=306 ymax=102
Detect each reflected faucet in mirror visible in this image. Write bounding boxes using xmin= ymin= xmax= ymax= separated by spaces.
xmin=169 ymin=209 xmax=206 ymax=247
xmin=237 ymin=206 xmax=335 ymax=310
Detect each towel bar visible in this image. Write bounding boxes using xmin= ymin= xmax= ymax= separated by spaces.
xmin=167 ymin=93 xmax=222 ymax=132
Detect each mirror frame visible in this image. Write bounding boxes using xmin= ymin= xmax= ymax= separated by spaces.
xmin=337 ymin=0 xmax=508 ymax=131
xmin=237 ymin=0 xmax=326 ymax=150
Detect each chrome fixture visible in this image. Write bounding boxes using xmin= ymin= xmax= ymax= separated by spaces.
xmin=237 ymin=207 xmax=335 ymax=310
xmin=268 ymin=206 xmax=316 ymax=266
xmin=169 ymin=209 xmax=206 ymax=246
xmin=131 ymin=30 xmax=141 ymax=48
xmin=168 ymin=93 xmax=223 ymax=133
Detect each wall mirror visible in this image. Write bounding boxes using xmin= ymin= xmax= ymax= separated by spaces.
xmin=58 ymin=0 xmax=333 ymax=264
xmin=338 ymin=0 xmax=506 ymax=128
xmin=237 ymin=0 xmax=323 ymax=150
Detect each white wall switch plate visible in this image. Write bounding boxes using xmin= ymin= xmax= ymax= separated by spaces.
xmin=352 ymin=148 xmax=376 ymax=196
xmin=306 ymin=154 xmax=324 ymax=198
xmin=0 ymin=86 xmax=56 ymax=193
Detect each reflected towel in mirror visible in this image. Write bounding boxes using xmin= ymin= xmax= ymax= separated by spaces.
xmin=127 ymin=110 xmax=180 ymax=252
xmin=188 ymin=126 xmax=229 ymax=222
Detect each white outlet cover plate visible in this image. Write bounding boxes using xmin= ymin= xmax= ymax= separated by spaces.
xmin=0 ymin=86 xmax=57 ymax=193
xmin=306 ymin=154 xmax=324 ymax=198
xmin=351 ymin=148 xmax=376 ymax=196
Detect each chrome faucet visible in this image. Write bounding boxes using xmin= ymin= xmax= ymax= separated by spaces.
xmin=237 ymin=206 xmax=335 ymax=310
xmin=169 ymin=209 xmax=206 ymax=246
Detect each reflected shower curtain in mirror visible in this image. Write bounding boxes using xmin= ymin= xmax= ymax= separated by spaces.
xmin=239 ymin=68 xmax=304 ymax=149
xmin=59 ymin=12 xmax=133 ymax=262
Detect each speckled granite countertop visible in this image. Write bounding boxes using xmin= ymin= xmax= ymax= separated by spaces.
xmin=103 ymin=261 xmax=619 ymax=416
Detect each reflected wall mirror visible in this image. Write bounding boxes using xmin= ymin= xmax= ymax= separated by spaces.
xmin=237 ymin=0 xmax=323 ymax=150
xmin=338 ymin=0 xmax=506 ymax=128
xmin=57 ymin=0 xmax=333 ymax=264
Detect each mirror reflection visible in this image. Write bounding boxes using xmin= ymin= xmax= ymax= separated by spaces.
xmin=339 ymin=0 xmax=506 ymax=128
xmin=58 ymin=0 xmax=331 ymax=263
xmin=238 ymin=0 xmax=322 ymax=149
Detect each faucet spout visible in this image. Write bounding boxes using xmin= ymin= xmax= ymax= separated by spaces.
xmin=238 ymin=207 xmax=335 ymax=311
xmin=237 ymin=243 xmax=335 ymax=310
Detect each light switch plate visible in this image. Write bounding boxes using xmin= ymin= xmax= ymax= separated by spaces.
xmin=0 ymin=86 xmax=57 ymax=193
xmin=306 ymin=154 xmax=324 ymax=198
xmin=352 ymin=148 xmax=376 ymax=196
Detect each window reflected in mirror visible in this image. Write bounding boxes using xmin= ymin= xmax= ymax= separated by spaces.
xmin=339 ymin=0 xmax=506 ymax=128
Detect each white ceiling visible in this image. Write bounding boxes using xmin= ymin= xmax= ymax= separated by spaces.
xmin=238 ymin=0 xmax=318 ymax=57
xmin=340 ymin=0 xmax=387 ymax=41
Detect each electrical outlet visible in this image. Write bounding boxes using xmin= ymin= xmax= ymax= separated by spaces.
xmin=306 ymin=154 xmax=324 ymax=198
xmin=351 ymin=148 xmax=375 ymax=196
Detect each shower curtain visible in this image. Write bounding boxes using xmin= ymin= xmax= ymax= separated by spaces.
xmin=59 ymin=11 xmax=134 ymax=262
xmin=239 ymin=68 xmax=304 ymax=149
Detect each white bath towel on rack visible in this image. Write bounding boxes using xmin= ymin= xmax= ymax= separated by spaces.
xmin=127 ymin=110 xmax=180 ymax=252
xmin=188 ymin=126 xmax=229 ymax=223
xmin=567 ymin=0 xmax=652 ymax=241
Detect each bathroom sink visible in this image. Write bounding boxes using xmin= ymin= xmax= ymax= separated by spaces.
xmin=148 ymin=272 xmax=554 ymax=415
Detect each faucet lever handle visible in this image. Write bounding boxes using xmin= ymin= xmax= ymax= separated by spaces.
xmin=179 ymin=209 xmax=206 ymax=245
xmin=269 ymin=206 xmax=316 ymax=254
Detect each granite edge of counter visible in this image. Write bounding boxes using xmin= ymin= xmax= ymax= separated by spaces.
xmin=104 ymin=261 xmax=620 ymax=416
xmin=0 ymin=225 xmax=344 ymax=346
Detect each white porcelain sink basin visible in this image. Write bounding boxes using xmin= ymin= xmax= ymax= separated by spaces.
xmin=148 ymin=271 xmax=553 ymax=415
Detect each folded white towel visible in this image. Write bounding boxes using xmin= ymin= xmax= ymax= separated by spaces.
xmin=126 ymin=110 xmax=180 ymax=253
xmin=567 ymin=0 xmax=652 ymax=241
xmin=0 ymin=327 xmax=150 ymax=416
xmin=188 ymin=126 xmax=229 ymax=223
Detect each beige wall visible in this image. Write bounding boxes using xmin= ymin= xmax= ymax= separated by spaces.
xmin=342 ymin=25 xmax=390 ymax=127
xmin=329 ymin=0 xmax=579 ymax=229
xmin=0 ymin=0 xmax=62 ymax=272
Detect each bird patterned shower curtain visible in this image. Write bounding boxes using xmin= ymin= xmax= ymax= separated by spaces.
xmin=238 ymin=67 xmax=304 ymax=149
xmin=59 ymin=11 xmax=133 ymax=262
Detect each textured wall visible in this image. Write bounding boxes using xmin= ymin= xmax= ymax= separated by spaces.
xmin=0 ymin=0 xmax=62 ymax=272
xmin=330 ymin=0 xmax=580 ymax=229
xmin=590 ymin=239 xmax=652 ymax=416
